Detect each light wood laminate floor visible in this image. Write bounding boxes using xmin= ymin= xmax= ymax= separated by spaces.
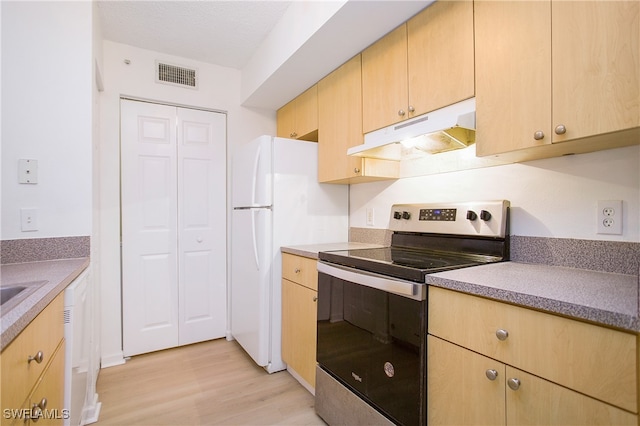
xmin=95 ymin=339 xmax=326 ymax=425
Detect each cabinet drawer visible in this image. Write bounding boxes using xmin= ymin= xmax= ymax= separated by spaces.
xmin=506 ymin=365 xmax=637 ymax=425
xmin=1 ymin=293 xmax=64 ymax=414
xmin=282 ymin=253 xmax=318 ymax=291
xmin=27 ymin=341 xmax=66 ymax=426
xmin=428 ymin=286 xmax=637 ymax=412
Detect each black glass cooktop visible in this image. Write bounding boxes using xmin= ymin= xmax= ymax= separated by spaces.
xmin=319 ymin=246 xmax=503 ymax=283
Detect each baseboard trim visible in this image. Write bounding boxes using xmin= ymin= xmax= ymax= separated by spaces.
xmin=101 ymin=352 xmax=126 ymax=368
xmin=286 ymin=366 xmax=315 ymax=395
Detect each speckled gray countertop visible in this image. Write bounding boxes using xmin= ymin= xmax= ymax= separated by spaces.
xmin=286 ymin=243 xmax=639 ymax=333
xmin=281 ymin=242 xmax=384 ymax=259
xmin=1 ymin=258 xmax=89 ymax=351
xmin=425 ymin=261 xmax=639 ymax=333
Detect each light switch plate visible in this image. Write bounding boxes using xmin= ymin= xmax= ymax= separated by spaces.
xmin=18 ymin=159 xmax=38 ymax=184
xmin=21 ymin=208 xmax=38 ymax=232
xmin=366 ymin=207 xmax=375 ymax=226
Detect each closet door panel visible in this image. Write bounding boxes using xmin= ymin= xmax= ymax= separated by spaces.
xmin=121 ymin=100 xmax=227 ymax=356
xmin=121 ymin=99 xmax=179 ymax=357
xmin=177 ymin=107 xmax=227 ymax=345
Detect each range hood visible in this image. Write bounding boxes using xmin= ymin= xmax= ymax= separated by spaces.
xmin=348 ymin=98 xmax=476 ymax=161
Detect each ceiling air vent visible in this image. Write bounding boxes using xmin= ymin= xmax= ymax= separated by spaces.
xmin=156 ymin=61 xmax=198 ymax=89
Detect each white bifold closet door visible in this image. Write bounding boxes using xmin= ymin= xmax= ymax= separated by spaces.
xmin=121 ymin=99 xmax=226 ymax=357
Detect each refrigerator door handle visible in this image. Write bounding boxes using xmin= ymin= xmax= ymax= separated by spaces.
xmin=233 ymin=206 xmax=271 ymax=210
xmin=251 ymin=209 xmax=260 ymax=269
xmin=251 ymin=143 xmax=261 ymax=205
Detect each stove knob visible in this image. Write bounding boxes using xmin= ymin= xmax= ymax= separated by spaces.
xmin=480 ymin=210 xmax=492 ymax=221
xmin=393 ymin=211 xmax=402 ymax=220
xmin=466 ymin=210 xmax=477 ymax=221
xmin=402 ymin=211 xmax=411 ymax=220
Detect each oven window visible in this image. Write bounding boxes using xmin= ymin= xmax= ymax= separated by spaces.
xmin=317 ymin=271 xmax=426 ymax=426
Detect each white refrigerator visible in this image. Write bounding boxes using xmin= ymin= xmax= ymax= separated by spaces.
xmin=231 ymin=135 xmax=349 ymax=373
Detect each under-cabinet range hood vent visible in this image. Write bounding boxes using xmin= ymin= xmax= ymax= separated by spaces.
xmin=156 ymin=61 xmax=198 ymax=89
xmin=348 ymin=98 xmax=476 ymax=161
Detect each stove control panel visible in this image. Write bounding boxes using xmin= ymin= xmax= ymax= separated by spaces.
xmin=389 ymin=200 xmax=510 ymax=238
xmin=419 ymin=208 xmax=456 ymax=221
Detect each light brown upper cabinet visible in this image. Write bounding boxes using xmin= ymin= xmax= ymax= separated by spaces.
xmin=318 ymin=54 xmax=399 ymax=183
xmin=407 ymin=0 xmax=475 ymax=118
xmin=362 ymin=0 xmax=475 ymax=134
xmin=475 ymin=0 xmax=640 ymax=160
xmin=362 ymin=24 xmax=408 ymax=134
xmin=277 ymin=84 xmax=318 ymax=141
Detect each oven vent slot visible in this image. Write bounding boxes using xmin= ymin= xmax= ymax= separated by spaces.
xmin=156 ymin=61 xmax=198 ymax=89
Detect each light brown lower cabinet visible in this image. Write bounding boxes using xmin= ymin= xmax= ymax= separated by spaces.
xmin=281 ymin=253 xmax=318 ymax=390
xmin=427 ymin=286 xmax=639 ymax=425
xmin=1 ymin=293 xmax=65 ymax=426
xmin=26 ymin=342 xmax=65 ymax=426
xmin=428 ymin=335 xmax=637 ymax=425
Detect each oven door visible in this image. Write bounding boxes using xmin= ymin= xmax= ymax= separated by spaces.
xmin=316 ymin=262 xmax=427 ymax=426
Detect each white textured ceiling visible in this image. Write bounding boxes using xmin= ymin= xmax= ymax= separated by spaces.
xmin=97 ymin=0 xmax=433 ymax=109
xmin=98 ymin=1 xmax=292 ymax=70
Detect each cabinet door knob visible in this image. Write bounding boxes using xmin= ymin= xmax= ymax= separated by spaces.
xmin=31 ymin=405 xmax=42 ymax=422
xmin=313 ymin=296 xmax=318 ymax=302
xmin=28 ymin=350 xmax=44 ymax=364
xmin=554 ymin=124 xmax=566 ymax=135
xmin=485 ymin=369 xmax=498 ymax=381
xmin=353 ymin=168 xmax=361 ymax=174
xmin=495 ymin=329 xmax=509 ymax=341
xmin=38 ymin=398 xmax=47 ymax=410
xmin=398 ymin=109 xmax=406 ymax=117
xmin=533 ymin=130 xmax=545 ymax=140
xmin=30 ymin=398 xmax=47 ymax=423
xmin=290 ymin=132 xmax=297 ymax=138
xmin=507 ymin=378 xmax=521 ymax=390
xmin=294 ymin=268 xmax=301 ymax=274
xmin=408 ymin=105 xmax=415 ymax=113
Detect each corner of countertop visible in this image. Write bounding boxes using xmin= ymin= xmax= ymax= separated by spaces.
xmin=1 ymin=257 xmax=90 ymax=351
xmin=281 ymin=242 xmax=385 ymax=259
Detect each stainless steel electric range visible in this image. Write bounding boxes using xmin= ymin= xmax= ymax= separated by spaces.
xmin=315 ymin=200 xmax=510 ymax=426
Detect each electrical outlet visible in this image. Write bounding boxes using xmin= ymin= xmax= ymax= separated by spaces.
xmin=21 ymin=208 xmax=38 ymax=232
xmin=366 ymin=207 xmax=375 ymax=226
xmin=597 ymin=200 xmax=622 ymax=235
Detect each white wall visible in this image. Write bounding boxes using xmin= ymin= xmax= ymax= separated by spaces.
xmin=99 ymin=41 xmax=275 ymax=367
xmin=350 ymin=145 xmax=640 ymax=242
xmin=1 ymin=1 xmax=93 ymax=240
xmin=241 ymin=0 xmax=346 ymax=105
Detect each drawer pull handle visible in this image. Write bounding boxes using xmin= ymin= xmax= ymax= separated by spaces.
xmin=30 ymin=398 xmax=47 ymax=422
xmin=28 ymin=351 xmax=44 ymax=364
xmin=507 ymin=378 xmax=521 ymax=391
xmin=485 ymin=369 xmax=498 ymax=381
xmin=495 ymin=329 xmax=509 ymax=341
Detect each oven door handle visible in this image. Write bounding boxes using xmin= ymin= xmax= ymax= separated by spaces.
xmin=317 ymin=261 xmax=426 ymax=301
